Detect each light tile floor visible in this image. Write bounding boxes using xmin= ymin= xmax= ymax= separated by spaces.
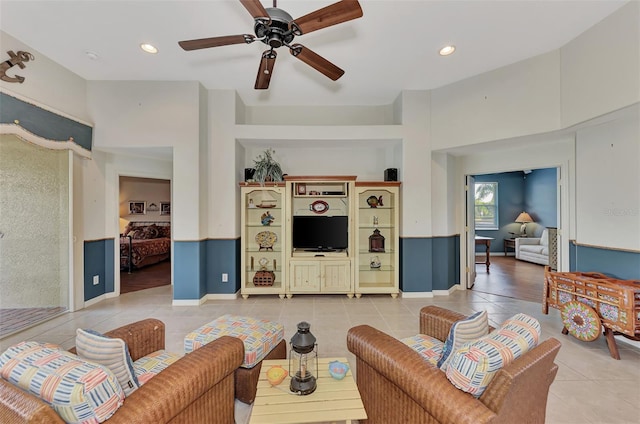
xmin=1 ymin=286 xmax=639 ymax=424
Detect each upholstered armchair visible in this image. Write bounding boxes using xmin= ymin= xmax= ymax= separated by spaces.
xmin=347 ymin=306 xmax=561 ymax=424
xmin=0 ymin=319 xmax=244 ymax=424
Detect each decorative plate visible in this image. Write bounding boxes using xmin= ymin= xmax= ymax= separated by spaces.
xmin=255 ymin=231 xmax=277 ymax=249
xmin=561 ymin=300 xmax=601 ymax=342
xmin=309 ymin=200 xmax=329 ymax=214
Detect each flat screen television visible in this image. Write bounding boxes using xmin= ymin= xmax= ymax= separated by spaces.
xmin=292 ymin=216 xmax=348 ymax=251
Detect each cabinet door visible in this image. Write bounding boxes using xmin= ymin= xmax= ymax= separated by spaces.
xmin=289 ymin=261 xmax=320 ymax=292
xmin=320 ymin=260 xmax=351 ymax=292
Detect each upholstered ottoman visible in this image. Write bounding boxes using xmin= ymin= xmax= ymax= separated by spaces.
xmin=184 ymin=314 xmax=286 ymax=403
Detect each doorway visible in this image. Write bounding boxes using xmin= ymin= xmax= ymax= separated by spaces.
xmin=465 ymin=167 xmax=560 ymax=302
xmin=118 ymin=176 xmax=171 ymax=294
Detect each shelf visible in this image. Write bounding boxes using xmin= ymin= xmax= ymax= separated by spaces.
xmin=358 ymin=249 xmax=395 ymax=254
xmin=358 ymin=225 xmax=394 ymax=230
xmin=358 ymin=265 xmax=394 ymax=272
xmin=247 ymin=224 xmax=282 ymax=228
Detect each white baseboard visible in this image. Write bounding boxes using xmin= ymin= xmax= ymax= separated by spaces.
xmin=172 ymin=297 xmax=206 ymax=306
xmin=401 ymin=284 xmax=461 ymax=298
xmin=206 ymin=292 xmax=240 ymax=300
xmin=84 ymin=294 xmax=106 ymax=308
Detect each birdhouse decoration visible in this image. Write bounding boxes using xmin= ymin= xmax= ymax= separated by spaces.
xmin=368 ymin=228 xmax=385 ymax=252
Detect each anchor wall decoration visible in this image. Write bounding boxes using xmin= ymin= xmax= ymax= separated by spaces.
xmin=1 ymin=50 xmax=35 ymax=83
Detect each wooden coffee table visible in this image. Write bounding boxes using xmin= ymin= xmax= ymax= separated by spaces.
xmin=249 ymin=357 xmax=367 ymax=424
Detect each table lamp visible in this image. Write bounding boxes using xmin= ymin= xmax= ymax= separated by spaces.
xmin=515 ymin=212 xmax=534 ymax=236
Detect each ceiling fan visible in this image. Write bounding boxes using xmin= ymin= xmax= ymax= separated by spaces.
xmin=178 ymin=0 xmax=363 ymax=90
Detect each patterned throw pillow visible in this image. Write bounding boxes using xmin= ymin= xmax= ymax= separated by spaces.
xmin=75 ymin=328 xmax=139 ymax=396
xmin=0 ymin=341 xmax=124 ymax=423
xmin=400 ymin=334 xmax=444 ymax=366
xmin=445 ymin=313 xmax=541 ymax=397
xmin=133 ymin=350 xmax=182 ymax=385
xmin=437 ymin=310 xmax=488 ymax=371
xmin=142 ymin=224 xmax=159 ymax=239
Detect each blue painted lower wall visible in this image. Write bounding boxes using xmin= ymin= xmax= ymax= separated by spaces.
xmin=570 ymin=242 xmax=640 ymax=280
xmin=83 ymin=239 xmax=114 ymax=301
xmin=172 ymin=239 xmax=241 ymax=300
xmin=400 ymin=235 xmax=460 ymax=292
xmin=95 ymin=236 xmax=638 ymax=302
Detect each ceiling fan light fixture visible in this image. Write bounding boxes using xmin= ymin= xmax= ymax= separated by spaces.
xmin=140 ymin=43 xmax=158 ymax=54
xmin=439 ymin=45 xmax=456 ymax=56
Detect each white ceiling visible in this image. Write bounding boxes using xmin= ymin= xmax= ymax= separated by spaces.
xmin=0 ymin=0 xmax=628 ymax=107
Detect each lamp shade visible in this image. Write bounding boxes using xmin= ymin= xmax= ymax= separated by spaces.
xmin=515 ymin=212 xmax=533 ymax=223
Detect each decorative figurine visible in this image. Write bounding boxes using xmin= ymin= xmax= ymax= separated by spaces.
xmin=370 ymin=256 xmax=381 ymax=269
xmin=261 ymin=211 xmax=275 ymax=226
xmin=373 ymin=216 xmax=378 ymax=226
xmin=1 ymin=50 xmax=35 ymax=83
xmin=367 ymin=195 xmax=384 ymax=208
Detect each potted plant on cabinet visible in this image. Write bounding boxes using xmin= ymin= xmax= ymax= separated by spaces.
xmin=253 ymin=148 xmax=283 ymax=184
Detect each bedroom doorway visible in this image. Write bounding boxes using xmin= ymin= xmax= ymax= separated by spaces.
xmin=119 ymin=176 xmax=171 ymax=294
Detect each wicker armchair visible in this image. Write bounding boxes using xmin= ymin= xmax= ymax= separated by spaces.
xmin=347 ymin=306 xmax=561 ymax=424
xmin=0 ymin=319 xmax=244 ymax=424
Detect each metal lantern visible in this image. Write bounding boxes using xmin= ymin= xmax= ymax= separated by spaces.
xmin=289 ymin=321 xmax=318 ymax=395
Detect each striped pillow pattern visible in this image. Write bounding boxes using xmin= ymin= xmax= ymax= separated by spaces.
xmin=400 ymin=334 xmax=444 ymax=366
xmin=75 ymin=328 xmax=139 ymax=396
xmin=445 ymin=313 xmax=541 ymax=397
xmin=184 ymin=314 xmax=284 ymax=368
xmin=0 ymin=341 xmax=124 ymax=423
xmin=133 ymin=350 xmax=182 ymax=385
xmin=437 ymin=310 xmax=489 ymax=371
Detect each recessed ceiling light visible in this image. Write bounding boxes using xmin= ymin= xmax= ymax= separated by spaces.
xmin=439 ymin=45 xmax=456 ymax=56
xmin=140 ymin=43 xmax=158 ymax=54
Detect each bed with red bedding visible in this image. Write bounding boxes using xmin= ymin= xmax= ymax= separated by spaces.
xmin=120 ymin=222 xmax=171 ymax=271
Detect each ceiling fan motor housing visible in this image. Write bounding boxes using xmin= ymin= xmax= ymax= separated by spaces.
xmin=255 ymin=7 xmax=295 ymax=48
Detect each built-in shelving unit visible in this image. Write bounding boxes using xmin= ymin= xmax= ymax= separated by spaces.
xmin=354 ymin=182 xmax=400 ymax=298
xmin=240 ymin=183 xmax=286 ymax=299
xmin=240 ymin=177 xmax=400 ymax=298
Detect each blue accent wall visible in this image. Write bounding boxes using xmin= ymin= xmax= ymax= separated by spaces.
xmin=205 ymin=239 xmax=241 ymax=294
xmin=173 ymin=241 xmax=205 ymax=300
xmin=525 ymin=168 xmax=557 ymax=236
xmin=570 ymin=243 xmax=640 ymax=280
xmin=83 ymin=239 xmax=114 ymax=301
xmin=0 ymin=92 xmax=92 ymax=150
xmin=475 ymin=168 xmax=557 ymax=253
xmin=400 ymin=235 xmax=459 ymax=292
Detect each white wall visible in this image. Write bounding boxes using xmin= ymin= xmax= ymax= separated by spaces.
xmin=575 ymin=113 xmax=640 ymax=251
xmin=430 ymin=50 xmax=562 ymax=150
xmin=561 ymin=1 xmax=640 ymax=127
xmin=86 ymin=81 xmax=200 ymax=240
xmin=242 ymin=105 xmax=396 ymax=125
xmin=0 ymin=31 xmax=89 ymax=123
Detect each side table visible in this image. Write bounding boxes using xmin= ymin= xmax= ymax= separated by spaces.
xmin=250 ymin=357 xmax=367 ymax=424
xmin=504 ymin=238 xmax=516 ymax=256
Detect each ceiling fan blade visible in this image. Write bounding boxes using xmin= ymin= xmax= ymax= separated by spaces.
xmin=179 ymin=34 xmax=254 ymax=51
xmin=239 ymin=0 xmax=270 ymax=21
xmin=255 ymin=50 xmax=277 ymax=90
xmin=290 ymin=44 xmax=344 ymax=81
xmin=290 ymin=0 xmax=363 ymax=35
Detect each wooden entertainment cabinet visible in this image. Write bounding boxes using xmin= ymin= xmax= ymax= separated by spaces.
xmin=240 ymin=176 xmax=400 ymax=298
